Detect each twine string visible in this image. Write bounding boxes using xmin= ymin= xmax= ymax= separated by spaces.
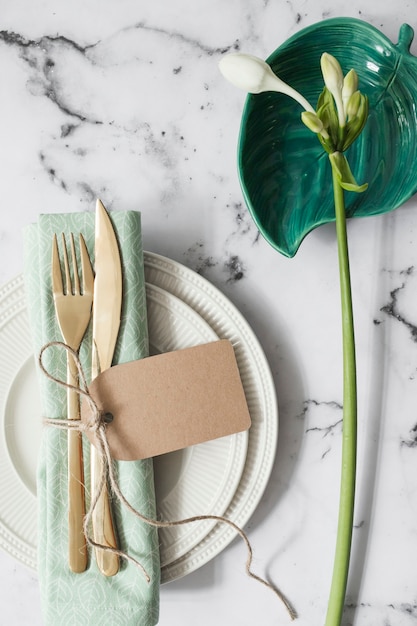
xmin=39 ymin=341 xmax=296 ymax=621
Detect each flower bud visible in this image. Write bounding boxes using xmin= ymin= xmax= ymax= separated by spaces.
xmin=342 ymin=93 xmax=369 ymax=151
xmin=321 ymin=53 xmax=344 ymax=94
xmin=301 ymin=111 xmax=325 ymax=134
xmin=342 ymin=69 xmax=358 ymax=108
xmin=345 ymin=91 xmax=361 ymax=120
xmin=219 ymin=52 xmax=315 ymax=112
xmin=218 ymin=53 xmax=276 ymax=94
xmin=320 ymin=53 xmax=346 ymax=127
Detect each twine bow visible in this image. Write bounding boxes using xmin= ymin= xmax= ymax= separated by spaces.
xmin=39 ymin=341 xmax=296 ymax=620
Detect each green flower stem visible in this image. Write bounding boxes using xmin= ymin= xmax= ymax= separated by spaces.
xmin=325 ymin=166 xmax=358 ymax=626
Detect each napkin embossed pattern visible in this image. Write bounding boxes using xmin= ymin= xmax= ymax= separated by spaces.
xmin=24 ymin=211 xmax=160 ymax=626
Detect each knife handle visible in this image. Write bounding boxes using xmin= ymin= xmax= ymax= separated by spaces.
xmin=67 ymin=354 xmax=88 ymax=573
xmin=91 ymin=447 xmax=119 ymax=576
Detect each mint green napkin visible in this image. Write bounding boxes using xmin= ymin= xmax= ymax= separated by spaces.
xmin=24 ymin=211 xmax=160 ymax=626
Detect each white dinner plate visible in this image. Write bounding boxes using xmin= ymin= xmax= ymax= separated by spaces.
xmin=0 ymin=277 xmax=248 ymax=572
xmin=0 ymin=252 xmax=278 ymax=584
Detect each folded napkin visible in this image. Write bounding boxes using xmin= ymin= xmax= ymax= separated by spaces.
xmin=24 ymin=211 xmax=160 ymax=626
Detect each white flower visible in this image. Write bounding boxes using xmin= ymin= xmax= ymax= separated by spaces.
xmin=301 ymin=111 xmax=329 ymax=138
xmin=321 ymin=53 xmax=346 ymax=127
xmin=342 ymin=69 xmax=358 ymax=110
xmin=219 ymin=53 xmax=315 ymax=113
xmin=345 ymin=91 xmax=361 ymax=120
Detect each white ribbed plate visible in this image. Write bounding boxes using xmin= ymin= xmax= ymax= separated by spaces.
xmin=0 ymin=278 xmax=248 ymax=571
xmin=0 ymin=252 xmax=278 ymax=583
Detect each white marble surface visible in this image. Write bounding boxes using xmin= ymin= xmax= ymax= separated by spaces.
xmin=1 ymin=1 xmax=417 ymax=624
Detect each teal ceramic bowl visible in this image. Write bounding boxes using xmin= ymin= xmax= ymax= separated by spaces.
xmin=238 ymin=18 xmax=417 ymax=257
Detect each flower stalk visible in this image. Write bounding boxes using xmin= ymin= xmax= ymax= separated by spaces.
xmin=324 ymin=166 xmax=358 ymax=626
xmin=219 ymin=50 xmax=369 ymax=625
xmin=312 ymin=54 xmax=367 ymax=626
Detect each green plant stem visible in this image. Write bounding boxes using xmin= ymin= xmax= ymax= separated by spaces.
xmin=324 ymin=167 xmax=358 ymax=626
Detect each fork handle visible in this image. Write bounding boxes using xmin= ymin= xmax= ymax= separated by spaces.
xmin=67 ymin=354 xmax=88 ymax=573
xmin=90 ymin=448 xmax=120 ymax=576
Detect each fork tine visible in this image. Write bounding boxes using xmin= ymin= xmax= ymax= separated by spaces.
xmin=70 ymin=234 xmax=80 ymax=295
xmin=51 ymin=234 xmax=64 ymax=295
xmin=61 ymin=233 xmax=72 ymax=296
xmin=79 ymin=234 xmax=94 ymax=296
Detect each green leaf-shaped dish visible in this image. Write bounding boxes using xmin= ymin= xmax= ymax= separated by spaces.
xmin=238 ymin=18 xmax=417 ymax=257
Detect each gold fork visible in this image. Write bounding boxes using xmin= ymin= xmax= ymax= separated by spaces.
xmin=52 ymin=233 xmax=94 ymax=573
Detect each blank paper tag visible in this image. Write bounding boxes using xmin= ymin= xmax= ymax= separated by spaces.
xmin=81 ymin=340 xmax=251 ymax=460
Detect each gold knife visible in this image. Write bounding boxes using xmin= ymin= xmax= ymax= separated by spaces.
xmin=90 ymin=199 xmax=122 ymax=576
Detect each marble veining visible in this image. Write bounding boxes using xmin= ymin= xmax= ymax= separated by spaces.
xmin=2 ymin=1 xmax=417 ymax=625
xmin=380 ymin=266 xmax=417 ymax=342
xmin=400 ymin=423 xmax=417 ymax=448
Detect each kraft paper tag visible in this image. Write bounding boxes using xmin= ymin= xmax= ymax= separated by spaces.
xmin=81 ymin=339 xmax=251 ymax=460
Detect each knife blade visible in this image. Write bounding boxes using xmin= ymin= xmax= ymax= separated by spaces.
xmin=90 ymin=198 xmax=122 ymax=576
